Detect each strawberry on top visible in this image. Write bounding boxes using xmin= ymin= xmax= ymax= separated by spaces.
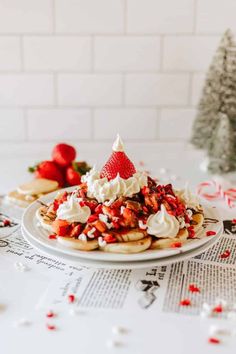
xmin=100 ymin=135 xmax=136 ymax=180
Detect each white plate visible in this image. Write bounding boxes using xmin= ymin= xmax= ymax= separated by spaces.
xmin=22 ymin=224 xmax=222 ymax=269
xmin=22 ymin=187 xmax=223 ymax=263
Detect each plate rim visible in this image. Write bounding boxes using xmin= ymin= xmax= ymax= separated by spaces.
xmin=22 ymin=223 xmax=223 ymax=269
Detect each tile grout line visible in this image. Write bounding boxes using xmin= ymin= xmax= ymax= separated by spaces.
xmin=193 ymin=0 xmax=198 ymax=34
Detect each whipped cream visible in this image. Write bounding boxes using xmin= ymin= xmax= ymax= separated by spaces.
xmin=175 ymin=186 xmax=200 ymax=210
xmin=82 ymin=167 xmax=148 ymax=202
xmin=147 ymin=204 xmax=179 ymax=238
xmin=112 ymin=134 xmax=124 ymax=152
xmin=56 ymin=194 xmax=91 ymax=223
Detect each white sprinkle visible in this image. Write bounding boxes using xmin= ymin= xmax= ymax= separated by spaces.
xmin=186 ymin=209 xmax=193 ymax=218
xmin=104 ymin=199 xmax=115 ymax=207
xmin=201 ymin=303 xmax=212 ymax=317
xmin=98 ymin=237 xmax=107 ymax=248
xmin=209 ymin=325 xmax=231 ymax=337
xmin=106 ymin=339 xmax=122 ymax=348
xmin=159 ymin=168 xmax=167 ymax=174
xmin=227 ymin=312 xmax=236 ymax=320
xmin=87 ymin=227 xmax=96 ymax=239
xmin=138 ymin=220 xmax=147 ymax=230
xmin=120 ymin=206 xmax=125 ymax=215
xmin=36 ymin=222 xmax=41 ymax=227
xmin=13 ymin=318 xmax=31 ymax=327
xmin=78 ymin=233 xmax=87 ymax=242
xmin=14 ymin=262 xmax=30 ymax=272
xmin=112 ymin=325 xmax=127 ymax=335
xmin=99 ymin=214 xmax=112 ymax=229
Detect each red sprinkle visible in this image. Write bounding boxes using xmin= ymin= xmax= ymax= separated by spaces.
xmin=208 ymin=337 xmax=220 ymax=344
xmin=48 ymin=234 xmax=57 ymax=239
xmin=206 ymin=230 xmax=216 ymax=236
xmin=68 ymin=294 xmax=75 ymax=303
xmin=46 ymin=311 xmax=55 ymax=318
xmin=212 ymin=305 xmax=223 ymax=313
xmin=188 ymin=284 xmax=200 ymax=293
xmin=3 ymin=219 xmax=10 ymax=226
xmin=232 ymin=219 xmax=236 ymax=224
xmin=46 ymin=324 xmax=56 ymax=331
xmin=220 ymin=250 xmax=231 ymax=259
xmin=171 ymin=242 xmax=182 ymax=248
xmin=179 ymin=299 xmax=191 ymax=306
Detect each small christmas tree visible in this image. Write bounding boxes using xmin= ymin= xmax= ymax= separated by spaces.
xmin=208 ymin=113 xmax=236 ymax=174
xmin=191 ymin=29 xmax=236 ymax=150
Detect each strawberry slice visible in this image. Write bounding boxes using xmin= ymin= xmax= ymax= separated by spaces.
xmin=100 ymin=135 xmax=136 ymax=180
xmin=52 ymin=219 xmax=70 ymax=236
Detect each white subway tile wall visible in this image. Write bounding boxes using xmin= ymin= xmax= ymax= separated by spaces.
xmin=0 ymin=0 xmax=234 ymax=144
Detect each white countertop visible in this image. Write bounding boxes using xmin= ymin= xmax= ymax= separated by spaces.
xmin=1 ymin=143 xmax=235 ymax=354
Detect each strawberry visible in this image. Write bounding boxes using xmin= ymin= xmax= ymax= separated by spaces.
xmin=52 ymin=143 xmax=76 ymax=167
xmin=52 ymin=219 xmax=70 ymax=236
xmin=70 ymin=224 xmax=83 ymax=238
xmin=66 ymin=165 xmax=81 ymax=186
xmin=100 ymin=151 xmax=136 ymax=180
xmin=28 ymin=160 xmax=64 ymax=187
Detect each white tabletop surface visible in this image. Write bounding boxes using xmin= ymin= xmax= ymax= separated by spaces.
xmin=0 ymin=142 xmax=235 ymax=354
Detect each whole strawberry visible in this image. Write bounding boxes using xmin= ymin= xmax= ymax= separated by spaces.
xmin=29 ymin=161 xmax=64 ymax=187
xmin=100 ymin=135 xmax=136 ymax=180
xmin=66 ymin=165 xmax=81 ymax=186
xmin=52 ymin=143 xmax=76 ymax=167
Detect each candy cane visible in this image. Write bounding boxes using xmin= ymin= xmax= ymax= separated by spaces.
xmin=197 ymin=180 xmax=236 ymax=208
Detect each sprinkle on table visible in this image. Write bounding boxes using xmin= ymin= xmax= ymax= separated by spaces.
xmin=188 ymin=284 xmax=200 ymax=293
xmin=46 ymin=311 xmax=55 ymax=318
xmin=208 ymin=337 xmax=220 ymax=344
xmin=212 ymin=305 xmax=223 ymax=313
xmin=206 ymin=230 xmax=216 ymax=236
xmin=220 ymin=250 xmax=231 ymax=259
xmin=179 ymin=299 xmax=191 ymax=306
xmin=46 ymin=324 xmax=56 ymax=331
xmin=68 ymin=294 xmax=75 ymax=303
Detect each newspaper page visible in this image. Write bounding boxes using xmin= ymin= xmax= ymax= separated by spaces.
xmin=1 ymin=198 xmax=236 ymax=316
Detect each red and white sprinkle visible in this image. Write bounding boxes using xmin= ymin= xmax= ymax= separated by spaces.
xmin=68 ymin=294 xmax=75 ymax=303
xmin=14 ymin=262 xmax=30 ymax=272
xmin=208 ymin=337 xmax=220 ymax=344
xmin=46 ymin=324 xmax=56 ymax=331
xmin=179 ymin=299 xmax=191 ymax=306
xmin=188 ymin=284 xmax=200 ymax=293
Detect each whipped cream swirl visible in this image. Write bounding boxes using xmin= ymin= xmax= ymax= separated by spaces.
xmin=82 ymin=167 xmax=148 ymax=202
xmin=56 ymin=194 xmax=91 ymax=223
xmin=147 ymin=204 xmax=179 ymax=238
xmin=175 ymin=186 xmax=200 ymax=210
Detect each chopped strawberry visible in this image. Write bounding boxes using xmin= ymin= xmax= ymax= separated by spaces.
xmin=103 ymin=234 xmax=117 ymax=243
xmin=171 ymin=242 xmax=182 ymax=248
xmin=95 ymin=204 xmax=103 ymax=215
xmin=52 ymin=219 xmax=70 ymax=236
xmin=88 ymin=215 xmax=99 ymax=223
xmin=48 ymin=234 xmax=57 ymax=240
xmin=70 ymin=224 xmax=83 ymax=238
xmin=93 ymin=220 xmax=107 ymax=233
xmin=84 ymin=200 xmax=98 ymax=211
xmin=52 ymin=143 xmax=76 ymax=167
